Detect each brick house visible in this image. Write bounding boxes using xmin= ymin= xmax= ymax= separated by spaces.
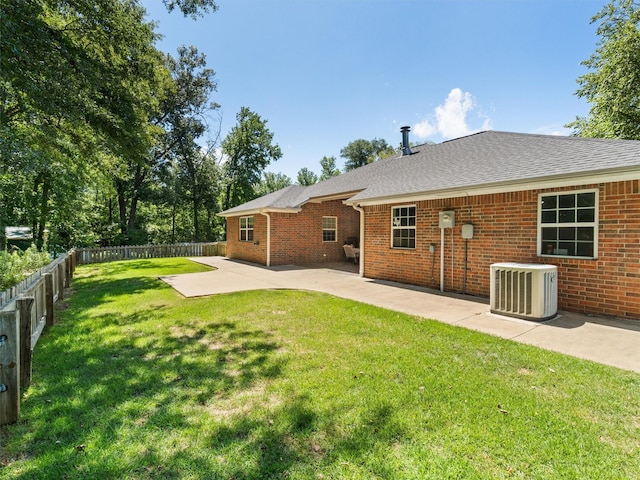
xmin=219 ymin=130 xmax=640 ymax=320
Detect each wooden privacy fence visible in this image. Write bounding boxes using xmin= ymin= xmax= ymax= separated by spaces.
xmin=0 ymin=242 xmax=226 ymax=424
xmin=76 ymin=242 xmax=225 ymax=264
xmin=0 ymin=249 xmax=76 ymax=425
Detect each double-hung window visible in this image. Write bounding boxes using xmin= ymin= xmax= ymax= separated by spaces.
xmin=322 ymin=216 xmax=337 ymax=242
xmin=391 ymin=206 xmax=416 ymax=249
xmin=239 ymin=216 xmax=254 ymax=242
xmin=539 ymin=190 xmax=597 ymax=258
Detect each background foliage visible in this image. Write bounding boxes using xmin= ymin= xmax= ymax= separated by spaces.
xmin=0 ymin=245 xmax=51 ymax=290
xmin=1 ymin=1 xmax=635 ymax=252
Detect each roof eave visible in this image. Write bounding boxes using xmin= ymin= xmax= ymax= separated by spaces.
xmin=303 ymin=189 xmax=365 ymax=204
xmin=345 ymin=168 xmax=640 ymax=207
xmin=217 ymin=207 xmax=302 ymax=218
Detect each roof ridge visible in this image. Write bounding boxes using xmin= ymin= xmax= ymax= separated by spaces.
xmin=220 ymin=130 xmax=640 ymax=217
xmin=439 ymin=130 xmax=490 ymax=144
xmin=481 ymin=130 xmax=640 ymax=144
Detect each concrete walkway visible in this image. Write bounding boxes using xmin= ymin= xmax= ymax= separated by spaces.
xmin=160 ymin=257 xmax=640 ymax=373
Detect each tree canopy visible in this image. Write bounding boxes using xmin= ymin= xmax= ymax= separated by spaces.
xmin=163 ymin=0 xmax=219 ymax=18
xmin=296 ymin=167 xmax=318 ymax=186
xmin=340 ymin=138 xmax=395 ymax=171
xmin=221 ymin=107 xmax=282 ymax=210
xmin=568 ymin=0 xmax=640 ymax=139
xmin=255 ymin=172 xmax=292 ymax=196
xmin=0 ymin=0 xmax=226 ymax=249
xmin=319 ymin=156 xmax=341 ymax=180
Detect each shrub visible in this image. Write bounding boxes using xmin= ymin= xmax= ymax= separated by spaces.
xmin=0 ymin=245 xmax=51 ymax=291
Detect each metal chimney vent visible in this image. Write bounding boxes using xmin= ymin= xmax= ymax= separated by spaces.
xmin=401 ymin=126 xmax=412 ymax=156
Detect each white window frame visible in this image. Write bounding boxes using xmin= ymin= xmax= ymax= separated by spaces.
xmin=239 ymin=216 xmax=254 ymax=242
xmin=391 ymin=205 xmax=416 ymax=249
xmin=537 ymin=189 xmax=598 ymax=259
xmin=322 ymin=216 xmax=337 ymax=242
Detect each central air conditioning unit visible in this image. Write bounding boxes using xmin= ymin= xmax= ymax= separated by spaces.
xmin=490 ymin=263 xmax=558 ymax=321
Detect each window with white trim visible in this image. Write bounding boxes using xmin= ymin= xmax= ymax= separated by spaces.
xmin=539 ymin=190 xmax=597 ymax=258
xmin=239 ymin=216 xmax=254 ymax=242
xmin=391 ymin=206 xmax=416 ymax=249
xmin=322 ymin=216 xmax=337 ymax=242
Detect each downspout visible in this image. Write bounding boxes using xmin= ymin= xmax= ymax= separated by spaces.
xmin=440 ymin=228 xmax=445 ymax=292
xmin=352 ymin=204 xmax=365 ymax=277
xmin=260 ymin=211 xmax=271 ymax=267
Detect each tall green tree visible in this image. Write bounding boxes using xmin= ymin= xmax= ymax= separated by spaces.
xmin=175 ymin=147 xmax=222 ymax=242
xmin=221 ymin=107 xmax=282 ymax=210
xmin=319 ymin=155 xmax=341 ymax=180
xmin=568 ymin=0 xmax=640 ymax=139
xmin=1 ymin=0 xmax=164 ymax=161
xmin=256 ymin=172 xmax=292 ymax=196
xmin=296 ymin=167 xmax=318 ymax=186
xmin=1 ymin=0 xmax=220 ymax=248
xmin=1 ymin=0 xmax=167 ymax=247
xmin=340 ymin=138 xmax=394 ymax=171
xmin=112 ymin=44 xmax=218 ymax=243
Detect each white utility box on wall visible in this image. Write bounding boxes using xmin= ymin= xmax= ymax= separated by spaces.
xmin=490 ymin=263 xmax=558 ymax=321
xmin=438 ymin=211 xmax=455 ymax=228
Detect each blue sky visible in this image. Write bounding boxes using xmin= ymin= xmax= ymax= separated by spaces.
xmin=142 ymin=0 xmax=604 ymax=179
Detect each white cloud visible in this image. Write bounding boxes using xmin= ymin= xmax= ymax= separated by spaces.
xmin=413 ymin=119 xmax=437 ymax=138
xmin=436 ymin=88 xmax=475 ymax=138
xmin=413 ymin=88 xmax=491 ymax=141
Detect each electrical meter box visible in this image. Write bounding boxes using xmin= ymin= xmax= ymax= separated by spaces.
xmin=439 ymin=211 xmax=455 ymax=228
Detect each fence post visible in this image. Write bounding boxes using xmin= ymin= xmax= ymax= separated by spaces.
xmin=17 ymin=297 xmax=34 ymax=390
xmin=64 ymin=256 xmax=71 ymax=288
xmin=70 ymin=250 xmax=77 ymax=275
xmin=57 ymin=262 xmax=65 ymax=301
xmin=45 ymin=273 xmax=54 ymax=326
xmin=0 ymin=310 xmax=20 ymax=426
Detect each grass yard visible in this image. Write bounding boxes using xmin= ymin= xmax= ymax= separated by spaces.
xmin=1 ymin=258 xmax=639 ymax=479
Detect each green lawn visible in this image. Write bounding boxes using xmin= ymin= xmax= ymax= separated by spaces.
xmin=2 ymin=258 xmax=639 ymax=479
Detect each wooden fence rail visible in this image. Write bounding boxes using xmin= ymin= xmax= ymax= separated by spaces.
xmin=0 ymin=249 xmax=76 ymax=425
xmin=0 ymin=242 xmax=226 ymax=425
xmin=76 ymin=242 xmax=225 ymax=265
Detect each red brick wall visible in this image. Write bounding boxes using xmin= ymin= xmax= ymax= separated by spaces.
xmin=224 ymin=200 xmax=360 ymax=266
xmin=225 ymin=214 xmax=268 ymax=265
xmin=363 ymin=181 xmax=640 ymax=320
xmin=270 ymin=200 xmax=360 ymax=265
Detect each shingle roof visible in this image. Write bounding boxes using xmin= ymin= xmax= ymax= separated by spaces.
xmin=220 ymin=185 xmax=307 ymax=216
xmin=220 ymin=131 xmax=640 ymax=215
xmin=349 ymin=131 xmax=640 ymax=203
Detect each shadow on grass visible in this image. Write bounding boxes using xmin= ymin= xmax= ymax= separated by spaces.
xmin=5 ymin=304 xmax=291 ymax=478
xmin=8 ymin=261 xmax=633 ymax=479
xmin=204 ymin=395 xmax=409 ymax=479
xmin=71 ymin=258 xmax=211 ymax=302
xmin=5 ymin=311 xmax=414 ymax=479
xmin=69 ymin=276 xmax=167 ymax=307
xmin=0 ymin=265 xmax=482 ymax=478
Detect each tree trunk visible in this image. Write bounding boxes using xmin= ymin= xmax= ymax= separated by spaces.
xmin=116 ymin=181 xmax=128 ymax=237
xmin=171 ymin=201 xmax=176 ymax=244
xmin=192 ymin=192 xmax=200 ymax=242
xmin=128 ymin=196 xmax=138 ymax=232
xmin=30 ymin=175 xmax=42 ymax=247
xmin=126 ymin=163 xmax=147 ymax=234
xmin=35 ymin=175 xmax=50 ymax=249
xmin=224 ymin=182 xmax=232 ymax=211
